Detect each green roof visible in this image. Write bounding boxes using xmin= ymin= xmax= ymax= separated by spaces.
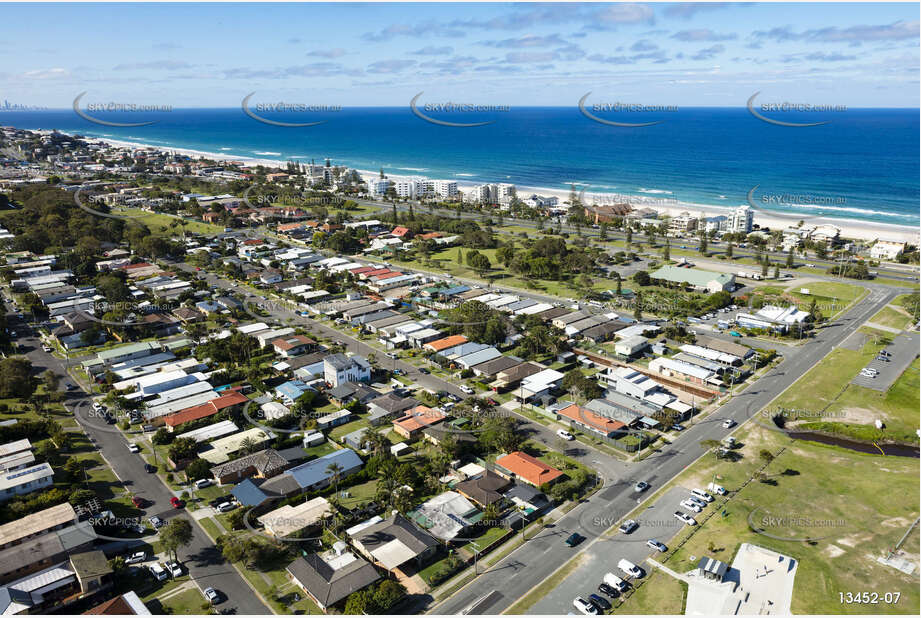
xmin=650 ymin=265 xmax=733 ymax=288
xmin=96 ymin=341 xmax=160 ymax=361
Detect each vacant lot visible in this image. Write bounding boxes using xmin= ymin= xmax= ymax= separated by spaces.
xmin=652 ymin=422 xmax=919 ymax=615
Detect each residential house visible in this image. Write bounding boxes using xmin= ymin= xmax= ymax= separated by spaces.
xmin=285 ymin=547 xmax=380 ymax=612
xmin=209 ymin=448 xmax=289 ymax=485
xmin=351 ymin=514 xmax=438 ymax=572
xmin=494 ymin=451 xmax=563 ymax=488
xmin=323 ymin=354 xmax=371 ymax=388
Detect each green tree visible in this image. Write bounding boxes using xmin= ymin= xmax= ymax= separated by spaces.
xmin=726 ymin=242 xmax=733 ymax=259
xmin=0 ymin=357 xmax=34 ymax=399
xmin=184 ymin=458 xmax=211 ymax=481
xmin=662 ymin=241 xmax=670 ymax=261
xmin=326 ymin=462 xmax=344 ymax=495
xmin=160 ymin=518 xmax=193 ymax=562
xmin=785 ymin=247 xmax=794 ymax=268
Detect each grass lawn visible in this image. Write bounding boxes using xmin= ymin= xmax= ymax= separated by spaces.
xmin=198 ymin=516 xmax=224 ymax=540
xmin=771 ymin=338 xmax=919 ymax=444
xmin=612 ymin=568 xmax=687 ymax=614
xmin=328 ymin=417 xmax=370 ymax=441
xmin=113 ymin=208 xmax=226 ymax=237
xmin=461 ymin=526 xmax=509 ymax=554
xmin=656 ymin=422 xmax=920 ymax=615
xmin=303 ymin=441 xmax=338 ymax=459
xmin=153 ymin=588 xmax=208 ymax=615
xmin=870 ymin=301 xmax=915 ymax=331
xmin=337 ymin=478 xmax=378 ymax=509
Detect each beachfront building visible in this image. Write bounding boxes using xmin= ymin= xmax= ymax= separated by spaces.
xmin=668 ymin=211 xmax=699 ymax=233
xmin=367 ymin=177 xmax=393 ymax=198
xmin=870 ymin=240 xmax=906 ymax=261
xmin=728 ymin=204 xmax=754 ymax=233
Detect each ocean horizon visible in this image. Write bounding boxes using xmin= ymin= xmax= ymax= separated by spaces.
xmin=5 ymin=106 xmax=918 ymax=227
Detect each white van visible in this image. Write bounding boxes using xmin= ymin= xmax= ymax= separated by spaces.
xmin=194 ymin=478 xmax=213 ymax=489
xmin=707 ymin=483 xmax=727 ymax=496
xmin=149 ymin=563 xmax=168 ymax=581
xmin=603 ymin=572 xmax=629 ymax=592
xmin=617 ymin=558 xmax=643 ymax=578
xmin=691 ymin=489 xmax=714 ymax=503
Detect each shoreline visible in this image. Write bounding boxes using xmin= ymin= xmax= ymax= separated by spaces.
xmin=85 ymin=134 xmax=919 ymax=245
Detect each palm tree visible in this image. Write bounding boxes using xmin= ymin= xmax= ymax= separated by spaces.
xmin=326 ymin=462 xmax=344 ymax=496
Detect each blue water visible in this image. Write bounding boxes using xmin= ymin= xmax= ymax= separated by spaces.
xmin=3 ymin=106 xmax=918 ymax=226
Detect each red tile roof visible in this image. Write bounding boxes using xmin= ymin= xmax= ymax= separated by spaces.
xmin=391 ymin=226 xmax=411 ymax=237
xmin=424 ymin=335 xmax=467 ymax=352
xmin=558 ymin=404 xmax=626 ymax=436
xmin=393 ymin=406 xmax=445 ymax=433
xmin=495 ymin=451 xmax=564 ymax=486
xmin=163 ymin=391 xmax=248 ymax=428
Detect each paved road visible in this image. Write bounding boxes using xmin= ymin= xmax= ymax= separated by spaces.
xmin=429 ymin=285 xmax=898 ymax=615
xmin=3 ymin=302 xmax=272 ymax=616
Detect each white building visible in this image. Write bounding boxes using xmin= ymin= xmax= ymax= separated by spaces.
xmin=727 ymin=204 xmax=754 ymax=233
xmin=367 ymin=177 xmax=393 ymax=198
xmin=870 ymin=240 xmax=905 ymax=261
xmin=323 ymin=354 xmax=372 ymax=387
xmin=0 ymin=463 xmax=54 ymax=502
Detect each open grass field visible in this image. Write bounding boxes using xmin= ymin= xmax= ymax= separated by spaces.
xmin=655 ymin=422 xmax=919 ymax=615
xmin=770 ymin=337 xmax=919 ymax=444
xmin=612 ymin=568 xmax=688 ymax=614
xmin=870 ymin=294 xmax=918 ymax=331
xmin=113 ymin=208 xmax=226 ymax=237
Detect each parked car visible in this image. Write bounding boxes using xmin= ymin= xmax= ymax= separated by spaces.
xmin=170 ymin=497 xmax=184 ymax=509
xmin=148 ymin=516 xmax=164 ymax=528
xmin=603 ymin=572 xmax=630 ymax=593
xmin=729 ymin=331 xmax=743 ymax=337
xmin=671 ymin=423 xmax=685 ymax=432
xmin=707 ymin=483 xmax=727 ymax=496
xmin=722 ymin=419 xmax=736 ymax=428
xmin=204 ymin=587 xmax=222 ymax=604
xmin=41 ymin=344 xmax=52 ymax=352
xmin=646 ymin=539 xmax=667 ymax=552
xmin=674 ymin=511 xmax=697 ymax=526
xmin=617 ymin=558 xmax=644 ymax=579
xmin=588 ymin=594 xmax=611 ymax=611
xmin=144 ymin=463 xmax=157 ymax=473
xmin=687 ymin=495 xmax=708 ymax=508
xmin=128 ymin=443 xmax=140 ymax=453
xmin=166 ymin=561 xmax=183 ymax=577
xmin=634 ymin=481 xmax=650 ymax=493
xmin=618 ymin=519 xmax=638 ymax=534
xmin=691 ymin=489 xmax=714 ymax=503
xmin=556 ymin=429 xmax=575 ymax=441
xmin=125 ymin=551 xmax=147 ymax=565
xmin=216 ymin=502 xmax=237 ymax=513
xmin=418 ymin=367 xmax=430 ymax=374
xmin=149 ymin=563 xmax=168 ymax=581
xmin=573 ymin=597 xmax=599 ymax=615
xmin=680 ymin=499 xmax=703 ymax=513
xmin=459 ymin=385 xmax=474 ymax=395
xmin=597 ymin=582 xmax=620 ymax=598
xmin=564 ymin=532 xmax=584 ymax=547
xmin=194 ymin=478 xmax=213 ymax=489
xmin=131 ymin=496 xmax=146 ymax=508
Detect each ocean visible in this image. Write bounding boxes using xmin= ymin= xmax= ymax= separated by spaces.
xmin=3 ymin=106 xmax=918 ymax=227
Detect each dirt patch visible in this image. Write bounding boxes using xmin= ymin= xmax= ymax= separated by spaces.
xmin=824 ymin=544 xmax=845 ymax=558
xmin=838 ymin=532 xmax=874 ymax=548
xmin=880 ymin=516 xmax=913 ymax=528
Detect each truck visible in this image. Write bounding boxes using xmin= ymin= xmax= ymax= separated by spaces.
xmin=707 ymin=482 xmax=727 ymax=496
xmin=603 ymin=572 xmax=630 ymax=592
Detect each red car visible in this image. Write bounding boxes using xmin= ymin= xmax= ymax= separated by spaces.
xmin=170 ymin=497 xmax=184 ymax=509
xmin=131 ymin=496 xmax=146 ymax=508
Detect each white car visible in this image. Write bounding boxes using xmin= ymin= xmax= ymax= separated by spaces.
xmin=617 ymin=558 xmax=643 ymax=579
xmin=722 ymin=419 xmax=736 ymax=428
xmin=127 ymin=443 xmax=140 ymax=453
xmin=125 ymin=551 xmax=147 ymax=565
xmin=149 ymin=563 xmax=168 ymax=581
xmin=691 ymin=489 xmax=714 ymax=503
xmin=573 ymin=597 xmax=599 ymax=615
xmin=674 ymin=511 xmax=697 ymax=526
xmin=204 ymin=587 xmax=221 ymax=604
xmin=646 ymin=539 xmax=667 ymax=552
xmin=680 ymin=499 xmax=702 ymax=513
xmin=459 ymin=385 xmax=474 ymax=395
xmin=92 ymin=401 xmax=104 ymax=411
xmin=166 ymin=561 xmax=183 ymax=577
xmin=41 ymin=344 xmax=52 ymax=353
xmin=216 ymin=502 xmax=237 ymax=513
xmin=556 ymin=429 xmax=575 ymax=441
xmin=194 ymin=478 xmax=213 ymax=489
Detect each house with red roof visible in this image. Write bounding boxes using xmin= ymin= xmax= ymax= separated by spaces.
xmin=163 ymin=391 xmax=249 ymax=430
xmin=557 ymin=403 xmax=627 ymax=438
xmin=494 ymin=451 xmax=564 ymax=488
xmin=391 ymin=226 xmax=412 ymax=238
xmin=392 ymin=406 xmax=445 ymax=439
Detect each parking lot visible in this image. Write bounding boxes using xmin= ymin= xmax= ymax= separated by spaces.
xmin=530 ymin=484 xmax=710 ymax=614
xmin=851 ymin=331 xmax=919 ymax=392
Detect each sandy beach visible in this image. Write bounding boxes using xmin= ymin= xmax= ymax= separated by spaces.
xmin=89 ymin=135 xmax=919 ymax=245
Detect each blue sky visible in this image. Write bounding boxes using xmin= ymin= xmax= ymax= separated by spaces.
xmin=1 ymin=2 xmax=918 ymax=107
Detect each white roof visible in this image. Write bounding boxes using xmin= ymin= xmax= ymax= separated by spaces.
xmin=649 ymin=357 xmax=714 ymax=380
xmin=345 ymin=515 xmax=384 ymax=538
xmin=521 ymin=368 xmax=564 ymax=390
xmin=238 ymin=322 xmax=271 ymax=334
xmin=680 ymin=344 xmax=739 ymax=365
xmin=516 ymin=302 xmax=554 ymax=315
xmin=258 ymin=497 xmax=332 ymax=537
xmin=261 ymin=401 xmax=291 ymax=420
xmin=176 ymin=420 xmax=240 ymax=443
